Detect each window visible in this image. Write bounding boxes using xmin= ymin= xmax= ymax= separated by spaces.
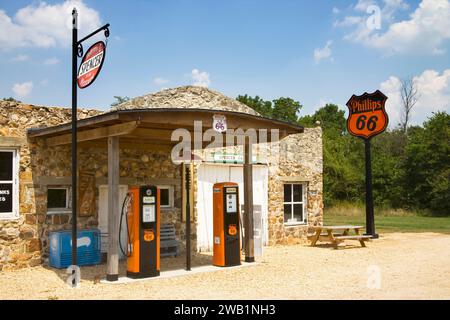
xmin=283 ymin=183 xmax=307 ymax=225
xmin=47 ymin=187 xmax=71 ymax=213
xmin=158 ymin=186 xmax=174 ymax=208
xmin=0 ymin=150 xmax=19 ymax=220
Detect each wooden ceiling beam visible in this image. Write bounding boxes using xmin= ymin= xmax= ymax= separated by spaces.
xmin=46 ymin=121 xmax=139 ymax=146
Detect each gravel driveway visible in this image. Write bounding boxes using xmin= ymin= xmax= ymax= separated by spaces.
xmin=1 ymin=232 xmax=449 ymax=300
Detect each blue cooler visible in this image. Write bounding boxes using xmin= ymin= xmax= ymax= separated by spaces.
xmin=49 ymin=229 xmax=101 ymax=268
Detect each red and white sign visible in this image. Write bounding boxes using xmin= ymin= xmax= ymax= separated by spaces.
xmin=77 ymin=41 xmax=106 ymax=89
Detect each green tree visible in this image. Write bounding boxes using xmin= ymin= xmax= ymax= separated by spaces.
xmin=403 ymin=112 xmax=450 ymax=215
xmin=302 ymin=103 xmax=365 ymax=205
xmin=111 ymin=96 xmax=130 ymax=107
xmin=271 ymin=97 xmax=302 ymax=123
xmin=2 ymin=97 xmax=21 ymax=103
xmin=312 ymin=104 xmax=346 ymax=133
xmin=371 ymin=129 xmax=408 ymax=208
xmin=236 ymin=95 xmax=273 ymax=118
xmin=236 ymin=95 xmax=303 ymax=123
xmin=298 ymin=114 xmax=315 ymax=127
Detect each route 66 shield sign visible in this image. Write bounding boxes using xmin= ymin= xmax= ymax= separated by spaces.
xmin=213 ymin=115 xmax=227 ymax=133
xmin=346 ymin=90 xmax=389 ymax=140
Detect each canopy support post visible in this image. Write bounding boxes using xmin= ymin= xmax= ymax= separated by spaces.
xmin=243 ymin=137 xmax=255 ymax=262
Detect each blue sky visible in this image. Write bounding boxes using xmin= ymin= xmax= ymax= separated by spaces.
xmin=1 ymin=0 xmax=449 ymax=126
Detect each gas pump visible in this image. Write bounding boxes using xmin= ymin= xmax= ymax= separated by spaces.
xmin=123 ymin=185 xmax=160 ymax=278
xmin=213 ymin=182 xmax=241 ymax=267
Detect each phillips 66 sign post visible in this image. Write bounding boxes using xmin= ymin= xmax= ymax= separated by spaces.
xmin=346 ymin=90 xmax=388 ymax=139
xmin=346 ymin=90 xmax=389 ymax=239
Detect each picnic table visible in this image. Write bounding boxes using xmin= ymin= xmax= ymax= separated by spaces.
xmin=308 ymin=225 xmax=372 ymax=249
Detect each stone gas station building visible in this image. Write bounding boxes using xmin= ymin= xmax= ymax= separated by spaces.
xmin=0 ymin=86 xmax=323 ymax=271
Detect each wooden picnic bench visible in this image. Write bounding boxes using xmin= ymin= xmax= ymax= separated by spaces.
xmin=308 ymin=225 xmax=371 ymax=249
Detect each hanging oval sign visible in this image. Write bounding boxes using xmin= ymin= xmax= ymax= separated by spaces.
xmin=346 ymin=90 xmax=389 ymax=140
xmin=77 ymin=41 xmax=106 ymax=89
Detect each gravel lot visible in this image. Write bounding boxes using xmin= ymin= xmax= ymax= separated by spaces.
xmin=1 ymin=232 xmax=449 ymax=300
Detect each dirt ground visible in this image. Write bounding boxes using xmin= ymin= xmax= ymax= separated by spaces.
xmin=1 ymin=232 xmax=449 ymax=300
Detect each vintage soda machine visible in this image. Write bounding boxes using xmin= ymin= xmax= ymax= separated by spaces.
xmin=125 ymin=185 xmax=160 ymax=278
xmin=213 ymin=182 xmax=241 ymax=267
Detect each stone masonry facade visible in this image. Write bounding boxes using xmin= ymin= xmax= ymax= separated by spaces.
xmin=0 ymin=89 xmax=323 ymax=271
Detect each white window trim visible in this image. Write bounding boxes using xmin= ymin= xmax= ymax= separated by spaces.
xmin=47 ymin=186 xmax=72 ymax=215
xmin=283 ymin=183 xmax=308 ymax=226
xmin=158 ymin=185 xmax=174 ymax=208
xmin=0 ymin=149 xmax=19 ymax=220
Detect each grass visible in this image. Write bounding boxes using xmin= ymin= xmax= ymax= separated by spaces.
xmin=324 ymin=203 xmax=450 ymax=234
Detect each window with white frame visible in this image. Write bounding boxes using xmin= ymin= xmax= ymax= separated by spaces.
xmin=158 ymin=185 xmax=174 ymax=208
xmin=0 ymin=150 xmax=19 ymax=220
xmin=47 ymin=187 xmax=71 ymax=213
xmin=283 ymin=183 xmax=307 ymax=225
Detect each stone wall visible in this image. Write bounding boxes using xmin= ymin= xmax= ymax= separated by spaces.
xmin=0 ymin=101 xmax=190 ymax=271
xmin=0 ymin=98 xmax=323 ymax=270
xmin=190 ymin=127 xmax=323 ymax=247
xmin=267 ymin=128 xmax=323 ymax=245
xmin=0 ymin=101 xmax=101 ymax=271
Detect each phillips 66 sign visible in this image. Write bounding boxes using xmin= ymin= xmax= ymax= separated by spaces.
xmin=346 ymin=90 xmax=389 ymax=140
xmin=77 ymin=41 xmax=106 ymax=89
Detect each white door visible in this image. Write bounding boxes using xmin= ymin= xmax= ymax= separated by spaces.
xmin=229 ymin=166 xmax=268 ymax=257
xmin=196 ymin=164 xmax=269 ymax=252
xmin=98 ymin=185 xmax=129 ymax=259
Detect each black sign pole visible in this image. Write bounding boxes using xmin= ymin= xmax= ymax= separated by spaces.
xmin=364 ymin=138 xmax=378 ymax=239
xmin=70 ymin=7 xmax=110 ymax=278
xmin=71 ymin=8 xmax=78 ymax=274
xmin=185 ymin=163 xmax=191 ymax=271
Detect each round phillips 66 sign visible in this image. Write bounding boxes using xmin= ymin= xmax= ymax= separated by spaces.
xmin=77 ymin=41 xmax=106 ymax=89
xmin=346 ymin=90 xmax=389 ymax=139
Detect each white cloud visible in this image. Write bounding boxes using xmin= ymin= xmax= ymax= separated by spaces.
xmin=333 ymin=15 xmax=363 ymax=27
xmin=0 ymin=0 xmax=101 ymax=50
xmin=354 ymin=0 xmax=376 ymax=12
xmin=336 ymin=0 xmax=450 ymax=56
xmin=11 ymin=54 xmax=29 ymax=62
xmin=43 ymin=57 xmax=59 ymax=65
xmin=313 ymin=40 xmax=333 ymax=64
xmin=380 ymin=69 xmax=450 ymax=127
xmin=12 ymin=81 xmax=33 ymax=98
xmin=332 ymin=7 xmax=341 ymax=15
xmin=191 ymin=69 xmax=211 ymax=87
xmin=153 ymin=77 xmax=169 ymax=86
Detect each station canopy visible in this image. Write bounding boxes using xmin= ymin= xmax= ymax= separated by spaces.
xmin=28 ymin=86 xmax=304 ymax=147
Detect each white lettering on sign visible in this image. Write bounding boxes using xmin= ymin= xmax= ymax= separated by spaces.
xmin=78 ymin=51 xmax=104 ymax=77
xmin=143 ymin=196 xmax=155 ymax=204
xmin=77 ymin=41 xmax=106 ymax=89
xmin=0 ymin=189 xmax=10 ymax=203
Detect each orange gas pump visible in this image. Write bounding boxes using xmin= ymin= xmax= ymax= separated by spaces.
xmin=126 ymin=186 xmax=160 ymax=278
xmin=213 ymin=182 xmax=241 ymax=267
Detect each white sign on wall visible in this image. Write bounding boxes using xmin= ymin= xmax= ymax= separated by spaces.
xmin=213 ymin=114 xmax=227 ymax=133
